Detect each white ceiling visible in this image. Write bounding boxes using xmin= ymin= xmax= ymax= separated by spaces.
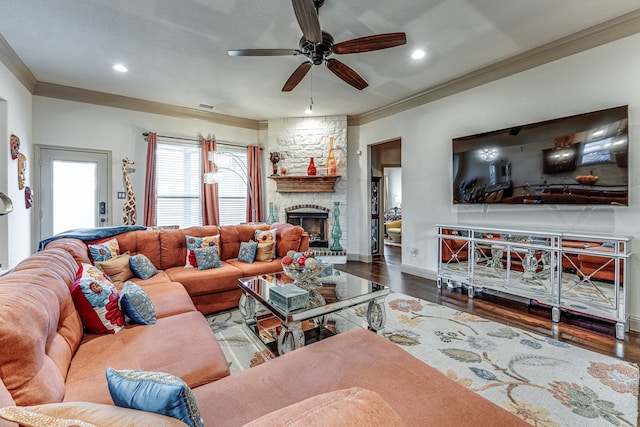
xmin=2 ymin=1 xmax=639 ymax=121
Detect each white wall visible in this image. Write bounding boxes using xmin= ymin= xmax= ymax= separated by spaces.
xmin=355 ymin=33 xmax=640 ymax=325
xmin=32 ymin=96 xmax=259 ymax=251
xmin=0 ymin=62 xmax=33 ymax=269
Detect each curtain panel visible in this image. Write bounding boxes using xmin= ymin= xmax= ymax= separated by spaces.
xmin=247 ymin=145 xmax=263 ymax=222
xmin=201 ymin=139 xmax=220 ymax=225
xmin=143 ymin=132 xmax=157 ymax=226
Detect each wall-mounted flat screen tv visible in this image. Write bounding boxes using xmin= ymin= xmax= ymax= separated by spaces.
xmin=452 ymin=105 xmax=628 ymax=205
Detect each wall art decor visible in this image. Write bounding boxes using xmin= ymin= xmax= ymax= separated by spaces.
xmin=10 ymin=134 xmax=20 ymax=160
xmin=17 ymin=153 xmax=26 ymax=190
xmin=24 ymin=186 xmax=33 ymax=209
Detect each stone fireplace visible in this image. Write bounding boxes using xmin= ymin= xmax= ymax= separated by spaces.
xmin=285 ymin=205 xmax=329 ymax=248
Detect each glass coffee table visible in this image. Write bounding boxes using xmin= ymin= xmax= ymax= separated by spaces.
xmin=238 ymin=270 xmax=389 ymax=355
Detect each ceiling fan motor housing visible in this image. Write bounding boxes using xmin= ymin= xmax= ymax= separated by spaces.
xmin=299 ymin=31 xmax=335 ymax=65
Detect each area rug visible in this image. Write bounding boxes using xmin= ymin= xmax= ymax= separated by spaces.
xmin=208 ymin=293 xmax=639 ymax=426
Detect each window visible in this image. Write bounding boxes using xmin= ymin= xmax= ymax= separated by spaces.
xmin=156 ymin=143 xmax=201 ymax=227
xmin=216 ymin=148 xmax=249 ymax=225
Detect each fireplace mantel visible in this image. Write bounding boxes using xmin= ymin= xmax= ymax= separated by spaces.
xmin=269 ymin=175 xmax=341 ymax=193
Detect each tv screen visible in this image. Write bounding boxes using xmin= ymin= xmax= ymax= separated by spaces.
xmin=452 ymin=106 xmax=628 ymax=205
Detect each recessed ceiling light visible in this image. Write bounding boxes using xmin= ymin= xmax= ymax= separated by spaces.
xmin=411 ymin=49 xmax=426 ymax=60
xmin=112 ymin=64 xmax=128 ymax=73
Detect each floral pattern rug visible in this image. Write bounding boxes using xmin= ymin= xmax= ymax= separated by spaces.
xmin=208 ymin=293 xmax=638 ymax=426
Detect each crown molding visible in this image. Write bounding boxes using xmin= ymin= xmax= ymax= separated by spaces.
xmin=0 ymin=34 xmax=37 ymax=92
xmin=357 ymin=8 xmax=640 ymax=125
xmin=33 ymin=82 xmax=260 ymax=130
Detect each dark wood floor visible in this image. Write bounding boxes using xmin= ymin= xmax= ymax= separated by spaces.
xmin=336 ymin=244 xmax=640 ymax=366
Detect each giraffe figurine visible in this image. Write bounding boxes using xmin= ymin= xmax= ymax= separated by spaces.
xmin=122 ymin=158 xmax=137 ymax=225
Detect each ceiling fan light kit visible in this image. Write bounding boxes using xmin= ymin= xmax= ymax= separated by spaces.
xmin=229 ymin=0 xmax=407 ymax=92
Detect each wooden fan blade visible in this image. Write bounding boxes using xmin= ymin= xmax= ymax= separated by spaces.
xmin=334 ymin=32 xmax=407 ymax=54
xmin=325 ymin=59 xmax=368 ymax=90
xmin=228 ymin=49 xmax=299 ymax=57
xmin=282 ymin=62 xmax=312 ymax=92
xmin=292 ymin=0 xmax=322 ymax=43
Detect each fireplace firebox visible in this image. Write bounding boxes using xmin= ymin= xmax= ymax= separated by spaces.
xmin=285 ymin=205 xmax=329 ymax=248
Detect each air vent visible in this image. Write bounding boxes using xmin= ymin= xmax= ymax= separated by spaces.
xmin=198 ymin=103 xmax=214 ymax=110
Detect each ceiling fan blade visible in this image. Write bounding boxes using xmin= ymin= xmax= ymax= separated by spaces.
xmin=282 ymin=62 xmax=312 ymax=92
xmin=292 ymin=0 xmax=322 ymax=43
xmin=228 ymin=49 xmax=299 ymax=57
xmin=325 ymin=59 xmax=368 ymax=90
xmin=334 ymin=32 xmax=407 ymax=54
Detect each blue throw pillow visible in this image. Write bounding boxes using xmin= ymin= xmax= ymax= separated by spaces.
xmin=106 ymin=368 xmax=204 ymax=427
xmin=193 ymin=246 xmax=222 ymax=270
xmin=237 ymin=241 xmax=258 ymax=263
xmin=120 ymin=281 xmax=156 ymax=325
xmin=129 ymin=254 xmax=158 ymax=280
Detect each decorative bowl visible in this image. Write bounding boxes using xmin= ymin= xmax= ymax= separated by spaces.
xmin=281 ymin=262 xmax=323 ymax=285
xmin=575 ymin=175 xmax=599 ymax=185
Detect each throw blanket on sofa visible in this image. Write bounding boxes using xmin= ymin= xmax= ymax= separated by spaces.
xmin=37 ymin=225 xmax=147 ymax=251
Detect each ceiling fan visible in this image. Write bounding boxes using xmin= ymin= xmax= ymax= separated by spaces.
xmin=228 ymin=0 xmax=407 ymax=91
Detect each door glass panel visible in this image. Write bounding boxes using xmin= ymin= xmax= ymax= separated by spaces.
xmin=52 ymin=160 xmax=97 ymax=234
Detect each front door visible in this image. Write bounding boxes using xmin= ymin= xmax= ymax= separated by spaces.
xmin=37 ymin=146 xmax=111 ymax=241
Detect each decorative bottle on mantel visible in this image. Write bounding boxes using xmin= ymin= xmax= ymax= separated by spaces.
xmin=327 ymin=137 xmax=337 ymax=176
xmin=307 ymin=157 xmax=317 ymax=176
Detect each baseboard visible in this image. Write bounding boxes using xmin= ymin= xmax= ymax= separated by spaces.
xmin=400 ymin=265 xmax=438 ymax=281
xmin=629 ymin=315 xmax=640 ymax=333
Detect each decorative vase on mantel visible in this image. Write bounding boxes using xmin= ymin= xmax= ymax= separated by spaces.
xmin=327 ymin=137 xmax=337 ymax=176
xmin=266 ymin=202 xmax=276 ymax=224
xmin=307 ymin=157 xmax=317 ymax=176
xmin=330 ymin=201 xmax=343 ymax=251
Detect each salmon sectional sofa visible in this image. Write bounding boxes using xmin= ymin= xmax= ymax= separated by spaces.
xmin=0 ymin=223 xmax=527 ymax=426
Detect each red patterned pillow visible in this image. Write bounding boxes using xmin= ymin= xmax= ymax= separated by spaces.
xmin=71 ymin=263 xmax=125 ymax=334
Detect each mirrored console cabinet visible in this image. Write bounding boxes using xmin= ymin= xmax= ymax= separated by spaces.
xmin=437 ymin=224 xmax=632 ymax=339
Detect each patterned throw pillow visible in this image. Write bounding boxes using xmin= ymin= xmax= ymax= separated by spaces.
xmin=238 ymin=241 xmax=258 ymax=263
xmin=70 ymin=263 xmax=125 ymax=334
xmin=120 ymin=281 xmax=156 ymax=325
xmin=255 ymin=229 xmax=277 ymax=261
xmin=185 ymin=235 xmax=220 ymax=268
xmin=193 ymin=246 xmax=222 ymax=270
xmin=88 ymin=237 xmax=120 ymax=263
xmin=129 ymin=254 xmax=159 ymax=280
xmin=106 ymin=368 xmax=205 ymax=427
xmin=95 ymin=252 xmax=132 ymax=285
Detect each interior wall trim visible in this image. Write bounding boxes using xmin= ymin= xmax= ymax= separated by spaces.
xmin=33 ymin=82 xmax=260 ymax=131
xmin=0 ymin=34 xmax=37 ymax=92
xmin=356 ymin=8 xmax=640 ymax=125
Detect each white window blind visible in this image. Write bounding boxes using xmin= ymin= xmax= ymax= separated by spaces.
xmin=217 ymin=148 xmax=249 ymax=226
xmin=156 ymin=143 xmax=201 ymax=227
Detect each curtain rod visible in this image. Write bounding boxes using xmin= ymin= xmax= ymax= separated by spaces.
xmin=142 ymin=132 xmax=262 ymax=150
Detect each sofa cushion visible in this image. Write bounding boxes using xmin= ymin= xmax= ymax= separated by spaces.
xmin=194 ymin=246 xmax=222 ymax=270
xmin=116 ymin=229 xmax=162 ymax=270
xmin=185 ymin=235 xmax=220 ymax=268
xmin=95 ymin=252 xmax=133 ymax=285
xmin=107 ymin=369 xmax=204 ymax=427
xmin=120 ymin=281 xmax=156 ymax=325
xmin=71 ymin=263 xmax=125 ymax=334
xmin=0 ymin=402 xmax=187 ymax=427
xmin=88 ymin=237 xmax=120 ymax=262
xmin=238 ymin=241 xmax=258 ymax=263
xmin=165 ymin=264 xmax=243 ymax=297
xmin=129 ymin=254 xmax=159 ymax=280
xmin=271 ymin=223 xmax=305 ymax=257
xmin=219 ymin=224 xmax=269 ymax=260
xmin=128 ymin=281 xmax=196 ymax=318
xmin=158 ymin=226 xmax=219 ymax=270
xmin=227 ymin=258 xmax=283 ymax=277
xmin=64 ymin=311 xmax=230 ymax=405
xmin=243 ymin=387 xmax=404 ymax=427
xmin=192 ymin=329 xmax=528 ymax=426
xmin=43 ymin=238 xmax=92 ymax=265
